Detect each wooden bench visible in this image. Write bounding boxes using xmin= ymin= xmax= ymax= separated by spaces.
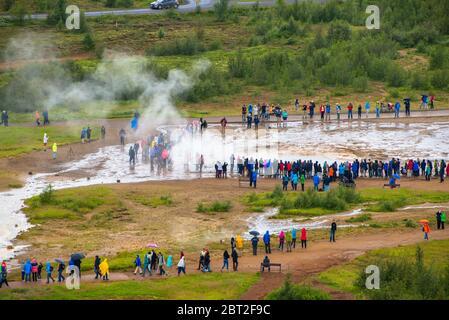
xmin=383 ymin=184 xmax=401 ymax=189
xmin=260 ymin=263 xmax=282 ymax=272
xmin=238 ymin=177 xmax=251 ymax=188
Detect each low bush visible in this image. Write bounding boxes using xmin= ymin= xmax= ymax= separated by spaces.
xmin=197 ymin=201 xmax=232 ymax=213
xmin=346 ymin=213 xmax=372 ymax=223
xmin=266 ymin=276 xmax=330 ymax=300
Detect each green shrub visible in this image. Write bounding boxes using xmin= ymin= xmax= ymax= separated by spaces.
xmin=214 ymin=0 xmax=229 ymax=22
xmin=39 ymin=184 xmax=54 ymax=205
xmin=405 ymin=219 xmax=418 ymax=228
xmin=147 ymin=36 xmax=205 ymax=56
xmin=266 ymin=276 xmax=330 ymax=300
xmin=346 ymin=213 xmax=372 ymax=223
xmin=197 ymin=201 xmax=232 ymax=213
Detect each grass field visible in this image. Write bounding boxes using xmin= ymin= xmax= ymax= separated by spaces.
xmin=0 ymin=272 xmax=259 ymax=300
xmin=0 ymin=124 xmax=99 ymax=158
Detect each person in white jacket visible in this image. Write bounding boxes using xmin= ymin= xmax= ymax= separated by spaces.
xmin=43 ymin=133 xmax=49 ymax=151
xmin=177 ymin=252 xmax=186 ymax=276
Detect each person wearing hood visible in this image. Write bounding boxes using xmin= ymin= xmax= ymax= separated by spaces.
xmin=167 ymin=255 xmax=173 ymax=273
xmin=279 ymin=230 xmax=285 ymax=251
xmin=423 ymin=222 xmax=430 ymax=240
xmin=300 ymin=173 xmax=306 ymax=192
xmin=263 ymin=231 xmax=271 ymax=254
xmin=291 ymin=228 xmax=297 ymax=249
xmin=158 ymin=252 xmax=166 ymax=275
xmin=46 ymin=262 xmax=55 ymax=284
xmin=301 ymin=228 xmax=307 ymax=248
xmin=43 ymin=133 xmax=49 ymax=151
xmin=57 ymin=261 xmax=65 ymax=282
xmin=129 ymin=146 xmax=136 ymax=166
xmin=313 ymin=173 xmax=320 ymax=191
xmin=177 ymin=252 xmax=186 ymax=276
xmin=24 ymin=259 xmax=32 ymax=282
xmin=134 ymin=255 xmax=143 ymax=275
xmin=236 ymin=235 xmax=243 ymax=252
xmin=441 ymin=211 xmax=446 ymax=230
xmin=221 ymin=250 xmax=230 ymax=272
xmin=231 ymin=248 xmax=238 ymax=271
xmin=436 ymin=211 xmax=442 ymax=230
xmin=250 ymin=170 xmax=257 ymax=188
xmin=99 ymin=258 xmax=109 ymax=280
xmin=0 ymin=261 xmax=9 ymax=288
xmin=251 ymin=235 xmax=259 ymax=256
xmin=52 ymin=142 xmax=57 ymax=160
xmin=31 ymin=258 xmax=38 ymax=282
xmin=94 ymin=256 xmax=101 ymax=279
xmin=286 ymin=231 xmax=292 ymax=252
xmin=143 ymin=252 xmax=151 ymax=277
xmin=330 ymin=220 xmax=337 ymax=242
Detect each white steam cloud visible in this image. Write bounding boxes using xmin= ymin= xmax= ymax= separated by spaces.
xmin=2 ymin=33 xmax=211 ymax=132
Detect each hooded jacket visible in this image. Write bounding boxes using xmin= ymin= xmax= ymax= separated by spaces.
xmin=263 ymin=231 xmax=270 ymax=244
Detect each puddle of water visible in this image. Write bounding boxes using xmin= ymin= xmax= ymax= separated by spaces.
xmin=244 ymin=208 xmax=362 ymax=239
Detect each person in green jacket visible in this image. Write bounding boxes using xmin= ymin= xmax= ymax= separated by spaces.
xmin=441 ymin=211 xmax=446 ymax=230
xmin=300 ymin=174 xmax=306 ymax=192
xmin=286 ymin=231 xmax=292 ymax=252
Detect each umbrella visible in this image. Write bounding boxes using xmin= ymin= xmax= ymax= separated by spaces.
xmin=393 ymin=174 xmax=401 ymax=179
xmin=71 ymin=253 xmax=85 ymax=261
xmin=147 ymin=243 xmax=159 ymax=248
xmin=249 ymin=231 xmax=260 ymax=236
xmin=419 ymin=219 xmax=429 ymax=224
xmin=55 ymin=258 xmax=64 ymax=264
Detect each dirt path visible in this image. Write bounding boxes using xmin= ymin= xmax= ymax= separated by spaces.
xmin=5 ymin=228 xmax=449 ymax=299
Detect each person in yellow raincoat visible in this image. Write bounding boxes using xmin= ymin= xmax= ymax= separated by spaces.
xmin=236 ymin=235 xmax=243 ymax=253
xmin=51 ymin=143 xmax=57 ymax=160
xmin=99 ymin=258 xmax=109 ymax=281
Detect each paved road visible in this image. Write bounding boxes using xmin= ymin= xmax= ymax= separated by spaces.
xmin=7 ymin=0 xmax=317 ymax=20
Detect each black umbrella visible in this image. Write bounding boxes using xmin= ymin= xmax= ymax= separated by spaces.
xmin=55 ymin=258 xmax=64 ymax=264
xmin=71 ymin=253 xmax=85 ymax=261
xmin=249 ymin=231 xmax=260 ymax=236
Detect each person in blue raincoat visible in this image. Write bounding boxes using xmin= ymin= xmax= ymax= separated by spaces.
xmin=313 ymin=173 xmax=321 ymax=191
xmin=24 ymin=259 xmax=32 ymax=282
xmin=394 ymin=101 xmax=400 ymax=118
xmin=131 ymin=116 xmax=138 ymax=131
xmin=365 ymin=101 xmax=370 ymax=118
xmin=46 ymin=262 xmax=55 ymax=284
xmin=250 ymin=170 xmax=257 ymax=188
xmin=291 ymin=172 xmax=298 ymax=190
xmin=263 ymin=231 xmax=271 ymax=254
xmin=167 ymin=255 xmax=173 ymax=272
xmin=134 ymin=255 xmax=142 ymax=275
xmin=291 ymin=227 xmax=297 ymax=249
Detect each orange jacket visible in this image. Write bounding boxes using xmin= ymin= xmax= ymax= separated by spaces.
xmin=423 ymin=224 xmax=430 ymax=233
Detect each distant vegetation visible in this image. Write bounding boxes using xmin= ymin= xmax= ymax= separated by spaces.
xmin=1 ymin=0 xmax=449 ymax=113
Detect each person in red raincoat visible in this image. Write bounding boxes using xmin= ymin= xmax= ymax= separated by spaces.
xmin=300 ymin=228 xmax=307 ymax=249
